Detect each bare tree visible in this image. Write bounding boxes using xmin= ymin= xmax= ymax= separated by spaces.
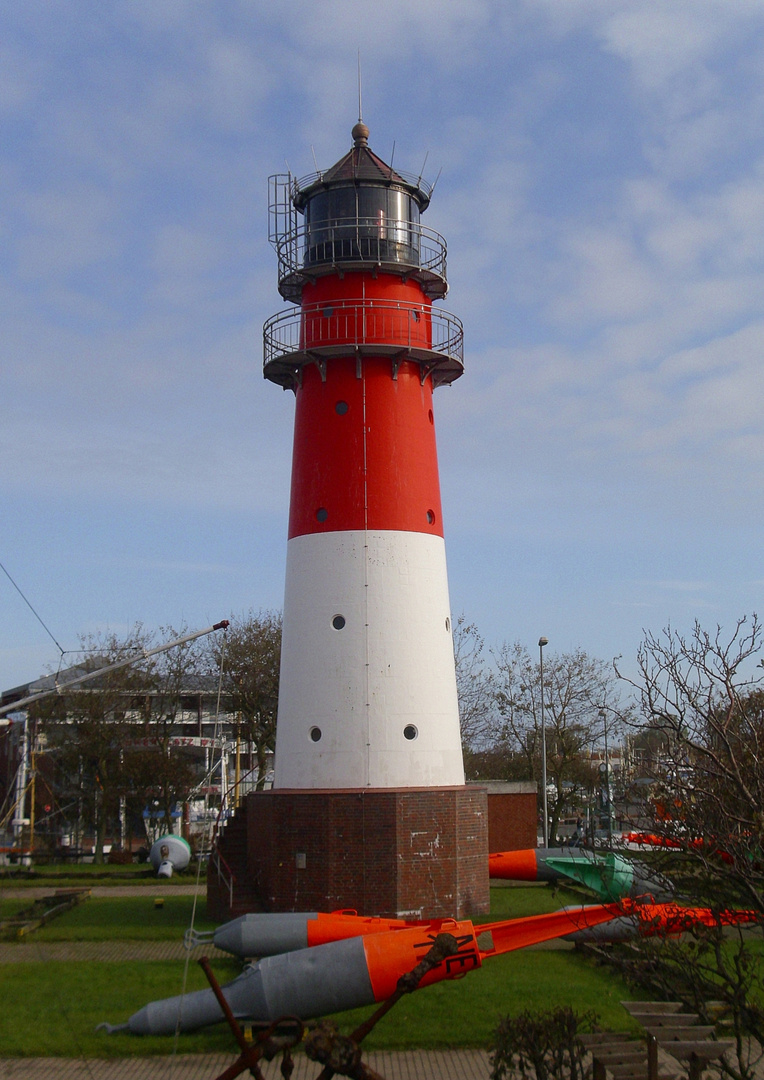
xmin=452 ymin=613 xmax=495 ymax=751
xmin=600 ymin=617 xmax=764 ymax=1080
xmin=493 ymin=642 xmax=626 ymax=842
xmin=615 ymin=616 xmax=764 ymax=911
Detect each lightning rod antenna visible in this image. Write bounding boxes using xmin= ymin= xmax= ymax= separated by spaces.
xmin=357 ymin=50 xmax=363 ymax=122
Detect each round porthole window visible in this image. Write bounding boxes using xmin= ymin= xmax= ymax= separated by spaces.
xmin=310 ymin=727 xmax=322 ymax=742
xmin=332 ymin=615 xmax=346 ymax=630
xmin=316 ymin=507 xmax=328 ymax=522
xmin=335 ymin=400 xmax=349 ymax=415
xmin=403 ymin=725 xmax=418 ymax=741
xmin=426 ymin=509 xmax=435 ymax=524
xmin=428 ymin=409 xmax=434 ymax=424
xmin=445 ymin=617 xmax=451 ymax=632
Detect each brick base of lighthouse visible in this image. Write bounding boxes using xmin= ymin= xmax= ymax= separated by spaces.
xmin=212 ymin=786 xmax=489 ymax=921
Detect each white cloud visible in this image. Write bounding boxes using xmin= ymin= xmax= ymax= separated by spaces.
xmin=4 ymin=0 xmax=764 ymax=687
xmin=0 ymin=410 xmax=292 ymax=514
xmin=14 ymin=187 xmax=116 ymax=281
xmin=280 ymin=0 xmax=492 ymax=53
xmin=600 ymin=4 xmax=727 ymax=91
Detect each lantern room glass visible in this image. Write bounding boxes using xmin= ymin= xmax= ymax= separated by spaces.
xmin=303 ymin=184 xmax=421 ymax=268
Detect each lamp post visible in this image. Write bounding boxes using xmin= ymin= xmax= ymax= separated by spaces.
xmin=599 ymin=708 xmax=612 ymax=848
xmin=538 ymin=636 xmax=548 ymax=848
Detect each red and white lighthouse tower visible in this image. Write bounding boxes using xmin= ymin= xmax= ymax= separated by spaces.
xmin=249 ymin=121 xmax=488 ymax=919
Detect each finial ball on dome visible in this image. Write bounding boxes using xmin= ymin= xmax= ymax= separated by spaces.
xmin=352 ymin=121 xmax=369 ymax=146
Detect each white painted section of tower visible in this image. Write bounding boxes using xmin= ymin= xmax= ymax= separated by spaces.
xmin=274 ymin=529 xmax=465 ymax=789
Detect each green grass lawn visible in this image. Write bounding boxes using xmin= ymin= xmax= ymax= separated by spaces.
xmin=328 ymin=947 xmax=638 ymax=1050
xmin=0 ymin=893 xmax=214 ymax=940
xmin=0 ymin=861 xmax=200 ymax=888
xmin=0 ymin=897 xmax=27 ymax=918
xmin=476 ymin=882 xmax=591 ymax=920
xmin=32 ymin=895 xmax=216 ymax=941
xmin=0 ymin=882 xmax=645 ymax=1057
xmin=0 ymin=948 xmax=639 ymax=1058
xmin=1 ymin=881 xmax=593 ymax=943
xmin=0 ymin=959 xmax=242 ymax=1057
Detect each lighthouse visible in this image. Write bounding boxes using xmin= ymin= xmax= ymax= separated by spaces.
xmin=266 ymin=119 xmax=465 ymax=790
xmin=245 ymin=120 xmax=488 ymax=919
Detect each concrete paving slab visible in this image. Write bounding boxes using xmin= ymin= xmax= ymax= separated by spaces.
xmin=0 ymin=941 xmax=227 ymax=963
xmin=0 ymin=884 xmax=204 ymax=900
xmin=0 ymin=1050 xmax=492 ymax=1079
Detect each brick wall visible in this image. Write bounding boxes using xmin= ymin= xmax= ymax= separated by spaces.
xmin=471 ymin=782 xmax=538 ymax=852
xmin=240 ymin=786 xmax=489 ymax=919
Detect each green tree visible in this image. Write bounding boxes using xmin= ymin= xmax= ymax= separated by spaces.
xmin=41 ymin=625 xmax=214 ymax=858
xmin=123 ymin=629 xmax=204 ymax=844
xmin=207 ymin=610 xmax=282 ymax=790
xmin=40 ymin=627 xmax=155 ymax=862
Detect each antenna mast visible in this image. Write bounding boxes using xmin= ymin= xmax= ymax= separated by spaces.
xmin=357 ymin=49 xmax=363 ymax=122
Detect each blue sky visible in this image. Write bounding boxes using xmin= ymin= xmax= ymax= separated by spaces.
xmin=3 ymin=0 xmax=764 ymax=690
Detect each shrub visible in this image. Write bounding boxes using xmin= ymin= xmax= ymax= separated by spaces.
xmin=106 ymin=847 xmax=134 ymax=865
xmin=490 ymin=1006 xmax=597 ymax=1080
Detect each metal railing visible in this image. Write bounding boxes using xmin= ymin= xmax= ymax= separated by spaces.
xmin=273 ymin=220 xmax=447 ymax=301
xmin=263 ymin=297 xmax=463 ymax=375
xmin=209 ymin=843 xmax=235 ymax=910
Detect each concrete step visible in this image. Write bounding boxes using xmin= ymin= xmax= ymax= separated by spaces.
xmin=645 ymin=1027 xmax=715 ymax=1042
xmin=622 ymin=1002 xmax=685 ymax=1016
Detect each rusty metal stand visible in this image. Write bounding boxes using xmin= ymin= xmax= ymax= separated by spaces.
xmin=198 ymin=956 xmax=303 ymax=1080
xmin=199 ymin=932 xmax=460 ymax=1080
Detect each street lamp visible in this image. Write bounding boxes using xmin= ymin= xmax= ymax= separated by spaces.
xmin=599 ymin=708 xmax=613 ymax=848
xmin=538 ymin=636 xmax=548 ymax=848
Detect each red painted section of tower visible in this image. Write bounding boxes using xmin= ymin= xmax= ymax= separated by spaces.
xmin=301 ymin=275 xmax=433 ymax=353
xmin=288 ymin=358 xmax=443 ymax=539
xmin=288 ymin=270 xmax=443 ymax=540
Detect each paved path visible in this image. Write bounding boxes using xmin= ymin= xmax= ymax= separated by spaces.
xmin=0 ymin=940 xmax=228 ymax=962
xmin=0 ymin=1050 xmax=492 ymax=1079
xmin=0 ymin=884 xmax=204 ymax=899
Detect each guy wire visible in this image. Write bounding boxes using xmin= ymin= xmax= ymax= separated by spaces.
xmin=0 ymin=559 xmax=65 ymax=656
